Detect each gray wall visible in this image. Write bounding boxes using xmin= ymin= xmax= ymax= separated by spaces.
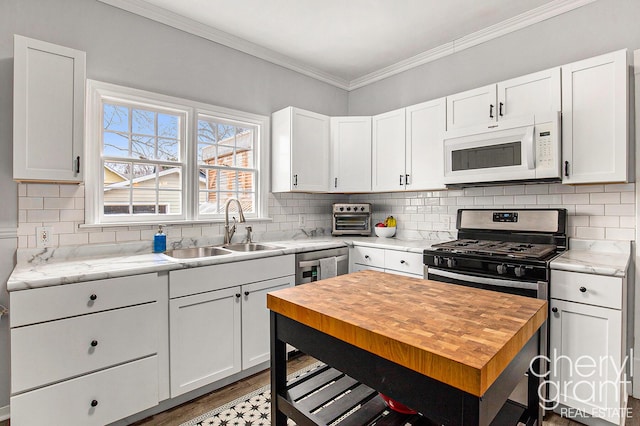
xmin=0 ymin=0 xmax=349 ymax=412
xmin=348 ymin=0 xmax=640 ymax=115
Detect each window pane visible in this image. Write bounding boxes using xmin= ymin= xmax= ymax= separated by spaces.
xmin=158 ymin=138 xmax=179 ymax=161
xmin=159 ymin=166 xmax=182 ymax=190
xmin=131 ymin=163 xmax=157 ymax=183
xmin=198 ymin=120 xmax=217 ymax=144
xmin=236 ymin=129 xmax=254 ymax=168
xmin=218 ymin=124 xmax=235 ymax=144
xmin=238 ymin=171 xmax=254 ymax=193
xmin=132 ymin=109 xmax=155 ymax=135
xmin=103 ymin=104 xmax=129 ymax=132
xmin=158 ymin=190 xmax=181 ymax=214
xmin=104 ymin=161 xmax=132 ymax=185
xmin=219 ymin=169 xmax=237 ymax=191
xmin=200 ymin=168 xmax=217 ymax=191
xmin=103 ymin=132 xmax=130 ymax=157
xmin=198 ymin=143 xmax=216 ymax=164
xmin=158 ymin=113 xmax=179 ymax=139
xmin=239 ymin=192 xmax=255 ymax=213
xmin=131 ymin=135 xmax=156 ymax=160
xmin=131 ymin=189 xmax=158 ymax=214
xmin=198 ymin=192 xmax=219 ymax=214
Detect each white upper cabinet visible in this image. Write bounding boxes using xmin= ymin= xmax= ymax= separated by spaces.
xmin=372 ymin=108 xmax=406 ymax=192
xmin=446 ymin=84 xmax=495 ymax=130
xmin=561 ymin=49 xmax=628 ymax=184
xmin=405 ymin=98 xmax=446 ymax=191
xmin=497 ymin=67 xmax=561 ymax=120
xmin=447 ymin=67 xmax=561 ymax=130
xmin=272 ymin=106 xmax=330 ymax=192
xmin=330 ymin=116 xmax=372 ymax=192
xmin=13 ymin=35 xmax=85 ymax=183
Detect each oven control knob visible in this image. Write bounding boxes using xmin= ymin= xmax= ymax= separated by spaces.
xmin=360 ymin=207 xmax=365 ymax=211
xmin=497 ymin=264 xmax=508 ymax=275
xmin=446 ymin=258 xmax=456 ymax=268
xmin=433 ymin=256 xmax=442 ymax=267
xmin=346 ymin=206 xmax=351 ymax=211
xmin=339 ymin=207 xmax=344 ymax=211
xmin=514 ymin=266 xmax=526 ymax=277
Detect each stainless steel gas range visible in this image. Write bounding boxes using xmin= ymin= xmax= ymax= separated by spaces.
xmin=423 ymin=208 xmax=568 ymax=409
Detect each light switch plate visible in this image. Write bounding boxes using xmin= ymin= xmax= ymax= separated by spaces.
xmin=36 ymin=226 xmax=52 ymax=248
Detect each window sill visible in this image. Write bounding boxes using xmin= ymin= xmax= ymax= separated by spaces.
xmin=78 ymin=217 xmax=273 ymax=229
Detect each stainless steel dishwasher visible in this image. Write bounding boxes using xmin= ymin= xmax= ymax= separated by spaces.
xmin=295 ymin=247 xmax=349 ymax=284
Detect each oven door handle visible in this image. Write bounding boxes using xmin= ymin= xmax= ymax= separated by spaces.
xmin=298 ymin=255 xmax=348 ymax=269
xmin=428 ymin=268 xmax=541 ymax=291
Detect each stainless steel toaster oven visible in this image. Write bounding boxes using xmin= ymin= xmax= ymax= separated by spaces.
xmin=332 ymin=203 xmax=372 ymax=236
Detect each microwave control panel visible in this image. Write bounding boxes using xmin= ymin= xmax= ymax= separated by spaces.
xmin=535 ymin=121 xmax=554 ymax=170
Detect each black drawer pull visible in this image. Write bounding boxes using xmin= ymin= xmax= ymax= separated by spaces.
xmin=551 ymin=307 xmax=558 ymax=313
xmin=400 ymin=260 xmax=406 ymax=264
xmin=579 ymin=286 xmax=587 ymax=293
xmin=89 ymin=294 xmax=97 ymax=301
xmin=90 ymin=340 xmax=98 ymax=347
xmin=244 ymin=291 xmax=250 ymax=296
xmin=90 ymin=399 xmax=98 ymax=407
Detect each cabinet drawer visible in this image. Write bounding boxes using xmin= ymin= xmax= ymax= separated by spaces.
xmin=351 ymin=246 xmax=385 ymax=268
xmin=384 ymin=250 xmax=424 ymax=276
xmin=551 ymin=270 xmax=622 ymax=309
xmin=351 ymin=263 xmax=384 ymax=273
xmin=170 ymin=254 xmax=294 ymax=299
xmin=10 ymin=273 xmax=159 ymax=327
xmin=11 ymin=302 xmax=158 ymax=393
xmin=11 ymin=356 xmax=158 ymax=426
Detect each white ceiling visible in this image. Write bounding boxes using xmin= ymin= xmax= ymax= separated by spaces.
xmin=100 ymin=0 xmax=596 ymax=90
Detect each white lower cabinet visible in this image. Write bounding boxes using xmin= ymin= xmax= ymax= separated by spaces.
xmin=9 ymin=273 xmax=165 ymax=425
xmin=350 ymin=246 xmax=424 ymax=278
xmin=168 ymin=255 xmax=294 ymax=397
xmin=550 ymin=270 xmax=628 ymax=425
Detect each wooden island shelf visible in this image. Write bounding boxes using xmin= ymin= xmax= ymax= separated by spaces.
xmin=268 ymin=270 xmax=548 ymax=426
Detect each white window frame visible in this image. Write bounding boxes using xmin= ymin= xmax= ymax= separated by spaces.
xmin=85 ymin=80 xmax=270 ymax=225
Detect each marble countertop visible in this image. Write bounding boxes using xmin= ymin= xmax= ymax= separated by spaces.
xmin=550 ymin=239 xmax=631 ymax=278
xmin=7 ymin=236 xmax=443 ymax=292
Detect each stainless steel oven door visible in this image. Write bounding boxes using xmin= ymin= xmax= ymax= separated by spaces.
xmin=332 ymin=213 xmax=371 ymax=235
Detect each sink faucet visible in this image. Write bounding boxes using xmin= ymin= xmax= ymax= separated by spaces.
xmin=224 ymin=198 xmax=246 ymax=244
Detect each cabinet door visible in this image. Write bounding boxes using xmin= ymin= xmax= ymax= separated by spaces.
xmin=372 ymin=108 xmax=406 ymax=192
xmin=405 ymin=98 xmax=446 ymax=191
xmin=330 ymin=116 xmax=372 ymax=192
xmin=550 ymin=299 xmax=624 ymax=424
xmin=13 ymin=35 xmax=85 ymax=182
xmin=561 ymin=49 xmax=628 ymax=184
xmin=241 ymin=276 xmax=294 ymax=369
xmin=169 ymin=287 xmax=241 ymax=397
xmin=497 ymin=67 xmax=561 ymax=120
xmin=446 ymin=84 xmax=496 ymax=130
xmin=291 ymin=108 xmax=330 ymax=192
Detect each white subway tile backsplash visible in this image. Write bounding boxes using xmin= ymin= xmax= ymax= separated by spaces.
xmin=549 ymin=184 xmax=575 ymax=194
xmin=537 ymin=194 xmax=563 ymax=204
xmin=116 ymin=230 xmax=141 ymax=242
xmin=575 ymin=226 xmax=605 ymax=239
xmin=19 ymin=197 xmax=43 ymax=210
xmin=59 ymin=233 xmax=88 ymax=246
xmin=590 ymin=216 xmax=620 ymax=228
xmin=26 ymin=184 xmax=59 ymax=198
xmin=493 ymin=196 xmax=515 ymax=205
xmin=605 ymin=183 xmax=634 ymax=192
xmin=575 ymin=184 xmax=604 ymax=193
xmin=605 ymin=204 xmax=635 ymax=216
xmin=89 ymin=232 xmax=116 ymax=244
xmin=43 ymin=197 xmax=75 ymax=210
xmin=590 ymin=192 xmax=620 ymax=204
xmin=59 ymin=184 xmax=84 ymax=198
xmin=605 ymin=228 xmax=635 ymax=241
xmin=525 ymin=184 xmax=549 ymax=195
xmin=514 ymin=195 xmax=537 ymax=205
xmin=26 ymin=209 xmax=59 ymax=223
xmin=504 ymin=185 xmax=526 ymax=195
xmin=575 ymin=204 xmax=605 ymax=216
xmin=562 ymin=193 xmax=590 ymax=204
xmin=60 ymin=209 xmax=84 ymax=222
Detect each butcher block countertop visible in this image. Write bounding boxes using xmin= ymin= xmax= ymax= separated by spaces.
xmin=267 ymin=270 xmax=547 ymax=397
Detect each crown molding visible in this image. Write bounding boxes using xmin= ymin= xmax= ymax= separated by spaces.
xmin=99 ymin=0 xmax=596 ymax=92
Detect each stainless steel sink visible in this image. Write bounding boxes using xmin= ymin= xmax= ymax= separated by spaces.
xmin=222 ymin=243 xmax=282 ymax=252
xmin=164 ymin=246 xmax=232 ymax=259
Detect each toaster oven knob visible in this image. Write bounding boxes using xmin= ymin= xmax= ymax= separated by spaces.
xmin=360 ymin=207 xmax=365 ymax=211
xmin=346 ymin=207 xmax=351 ymax=211
xmin=514 ymin=266 xmax=526 ymax=277
xmin=446 ymin=258 xmax=456 ymax=268
xmin=340 ymin=207 xmax=344 ymax=211
xmin=497 ymin=264 xmax=508 ymax=275
xmin=433 ymin=256 xmax=442 ymax=266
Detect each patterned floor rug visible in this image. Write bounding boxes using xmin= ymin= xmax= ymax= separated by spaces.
xmin=180 ymin=362 xmax=324 ymax=426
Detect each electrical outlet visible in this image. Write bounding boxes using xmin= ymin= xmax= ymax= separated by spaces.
xmin=36 ymin=226 xmax=52 ymax=248
xmin=298 ymin=214 xmax=306 ymax=227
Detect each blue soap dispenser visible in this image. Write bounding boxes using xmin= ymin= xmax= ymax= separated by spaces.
xmin=153 ymin=225 xmax=166 ymax=253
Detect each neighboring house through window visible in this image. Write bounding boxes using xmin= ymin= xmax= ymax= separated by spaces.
xmin=85 ymin=80 xmax=269 ymax=225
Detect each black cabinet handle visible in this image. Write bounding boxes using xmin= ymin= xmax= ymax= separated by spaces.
xmin=400 ymin=260 xmax=406 ymax=264
xmin=244 ymin=291 xmax=250 ymax=296
xmin=499 ymin=102 xmax=504 ymax=116
xmin=90 ymin=340 xmax=98 ymax=347
xmin=235 ymin=293 xmax=241 ymax=298
xmin=489 ymin=104 xmax=494 ymax=118
xmin=334 ymin=177 xmax=337 ymax=188
xmin=579 ymin=286 xmax=587 ymax=293
xmin=90 ymin=400 xmax=98 ymax=407
xmin=89 ymin=294 xmax=97 ymax=301
xmin=551 ymin=307 xmax=558 ymax=313
xmin=293 ymin=174 xmax=298 ymax=186
xmin=405 ymin=174 xmax=410 ymax=185
xmin=76 ymin=156 xmax=81 ymax=174
xmin=399 ymin=175 xmax=404 ymax=186
xmin=364 ymin=255 xmax=370 ymax=259
xmin=564 ymin=161 xmax=569 ymax=177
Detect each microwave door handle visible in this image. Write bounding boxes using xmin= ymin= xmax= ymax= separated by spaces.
xmin=524 ymin=125 xmax=535 ymax=169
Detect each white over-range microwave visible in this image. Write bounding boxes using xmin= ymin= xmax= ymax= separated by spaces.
xmin=443 ymin=112 xmax=561 ymax=187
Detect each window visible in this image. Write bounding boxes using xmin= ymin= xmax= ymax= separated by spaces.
xmin=85 ymin=80 xmax=269 ymax=225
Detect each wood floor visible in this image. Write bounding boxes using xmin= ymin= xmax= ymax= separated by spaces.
xmin=132 ymin=353 xmax=640 ymax=426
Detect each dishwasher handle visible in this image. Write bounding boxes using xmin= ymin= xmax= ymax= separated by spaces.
xmin=298 ymin=254 xmax=348 ymax=269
